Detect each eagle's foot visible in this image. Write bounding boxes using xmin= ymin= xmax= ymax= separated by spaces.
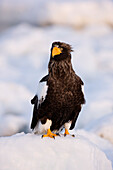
xmin=42 ymin=129 xmax=57 ymax=139
xmin=64 ymin=129 xmax=75 ymax=137
xmin=64 ymin=128 xmax=69 ymax=136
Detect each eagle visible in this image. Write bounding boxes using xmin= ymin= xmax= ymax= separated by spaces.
xmin=31 ymin=41 xmax=85 ymax=138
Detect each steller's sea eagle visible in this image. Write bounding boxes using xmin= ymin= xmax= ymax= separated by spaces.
xmin=30 ymin=41 xmax=85 ymax=138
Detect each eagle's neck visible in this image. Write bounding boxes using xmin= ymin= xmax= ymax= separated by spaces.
xmin=48 ymin=58 xmax=75 ymax=80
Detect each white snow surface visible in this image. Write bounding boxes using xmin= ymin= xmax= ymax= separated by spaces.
xmin=0 ymin=130 xmax=113 ymax=170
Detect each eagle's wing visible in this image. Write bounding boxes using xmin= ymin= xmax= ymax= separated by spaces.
xmin=37 ymin=75 xmax=49 ymax=104
xmin=75 ymin=74 xmax=84 ymax=95
xmin=30 ymin=95 xmax=38 ymax=129
xmin=30 ymin=74 xmax=49 ymax=129
xmin=69 ymin=74 xmax=85 ymax=130
xmin=40 ymin=74 xmax=49 ymax=82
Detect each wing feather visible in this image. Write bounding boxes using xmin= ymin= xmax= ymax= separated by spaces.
xmin=30 ymin=75 xmax=49 ymax=130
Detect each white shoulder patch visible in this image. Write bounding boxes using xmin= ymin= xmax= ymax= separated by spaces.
xmin=81 ymin=85 xmax=84 ymax=95
xmin=37 ymin=81 xmax=48 ymax=104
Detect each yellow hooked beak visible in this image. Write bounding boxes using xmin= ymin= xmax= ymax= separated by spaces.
xmin=52 ymin=47 xmax=62 ymax=57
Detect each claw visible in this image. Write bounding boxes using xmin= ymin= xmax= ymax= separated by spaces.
xmin=42 ymin=129 xmax=57 ymax=139
xmin=56 ymin=133 xmax=61 ymax=137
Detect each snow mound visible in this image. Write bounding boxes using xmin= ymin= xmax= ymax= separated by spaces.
xmin=85 ymin=113 xmax=113 ymax=144
xmin=0 ymin=131 xmax=112 ymax=170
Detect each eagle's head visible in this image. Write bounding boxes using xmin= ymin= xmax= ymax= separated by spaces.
xmin=50 ymin=41 xmax=73 ymax=61
xmin=48 ymin=41 xmax=74 ymax=78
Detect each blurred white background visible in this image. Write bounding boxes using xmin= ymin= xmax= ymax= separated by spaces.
xmin=0 ymin=0 xmax=113 ymax=138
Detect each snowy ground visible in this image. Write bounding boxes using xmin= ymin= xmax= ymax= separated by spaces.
xmin=0 ymin=0 xmax=113 ymax=169
xmin=0 ymin=130 xmax=113 ymax=170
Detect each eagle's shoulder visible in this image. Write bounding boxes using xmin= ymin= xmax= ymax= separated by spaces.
xmin=73 ymin=73 xmax=85 ymax=98
xmin=40 ymin=74 xmax=49 ymax=82
xmin=74 ymin=73 xmax=84 ymax=86
xmin=31 ymin=75 xmax=49 ymax=106
xmin=37 ymin=75 xmax=49 ymax=103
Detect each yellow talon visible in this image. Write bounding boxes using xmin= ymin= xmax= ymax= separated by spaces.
xmin=42 ymin=129 xmax=57 ymax=139
xmin=64 ymin=129 xmax=70 ymax=136
xmin=64 ymin=129 xmax=75 ymax=137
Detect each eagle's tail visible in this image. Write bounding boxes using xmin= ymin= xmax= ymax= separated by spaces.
xmin=30 ymin=95 xmax=39 ymax=129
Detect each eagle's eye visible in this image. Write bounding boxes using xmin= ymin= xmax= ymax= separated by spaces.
xmin=52 ymin=46 xmax=62 ymax=57
xmin=60 ymin=47 xmax=63 ymax=51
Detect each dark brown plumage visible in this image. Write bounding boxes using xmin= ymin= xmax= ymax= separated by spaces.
xmin=31 ymin=41 xmax=85 ymax=136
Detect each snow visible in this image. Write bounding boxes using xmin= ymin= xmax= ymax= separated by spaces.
xmin=1 ymin=23 xmax=113 ymax=136
xmin=0 ymin=0 xmax=113 ymax=169
xmin=85 ymin=113 xmax=113 ymax=144
xmin=0 ymin=0 xmax=113 ymax=30
xmin=0 ymin=130 xmax=112 ymax=170
xmin=0 ymin=82 xmax=32 ymax=136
